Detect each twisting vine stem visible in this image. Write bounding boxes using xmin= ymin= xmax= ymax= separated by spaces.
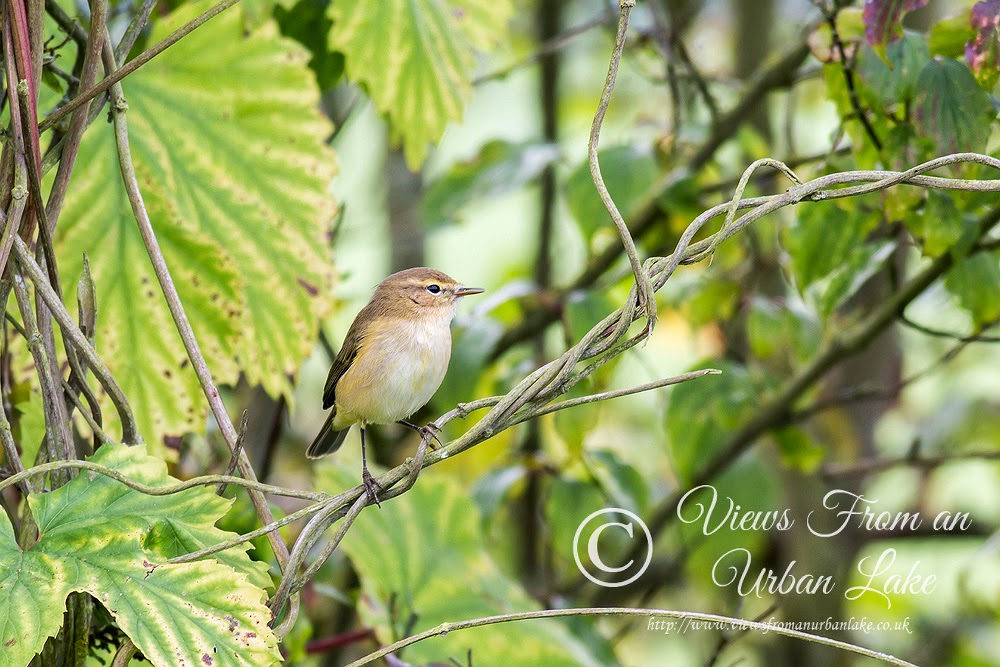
xmin=589 ymin=0 xmax=657 ymax=337
xmin=101 ymin=32 xmax=290 ymax=572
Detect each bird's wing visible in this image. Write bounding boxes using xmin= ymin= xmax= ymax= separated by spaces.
xmin=322 ymin=309 xmax=367 ymax=409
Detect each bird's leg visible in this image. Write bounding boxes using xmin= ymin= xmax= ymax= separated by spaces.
xmin=397 ymin=420 xmax=443 ymax=449
xmin=360 ymin=427 xmax=381 ymax=507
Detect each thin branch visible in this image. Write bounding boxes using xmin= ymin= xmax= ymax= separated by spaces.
xmin=821 ymin=3 xmax=882 ymax=151
xmin=115 ymin=0 xmax=158 ymax=64
xmin=622 ymin=197 xmax=1000 ymax=574
xmin=900 ymin=314 xmax=1000 ymax=342
xmin=821 ymin=449 xmax=1000 ymax=478
xmin=345 ymin=607 xmax=918 ymax=667
xmin=110 ymin=639 xmax=137 ymax=667
xmin=473 ymin=13 xmax=609 ymax=85
xmin=491 ymin=40 xmax=814 ymax=358
xmin=12 ymin=235 xmax=139 ymax=444
xmin=792 ymin=313 xmax=1000 ymax=421
xmin=4 ymin=310 xmax=112 ymax=445
xmin=516 ymin=369 xmax=720 ymax=421
xmin=0 ymin=458 xmax=331 ymax=500
xmin=215 ymin=410 xmax=249 ymax=496
xmin=103 ymin=39 xmax=289 ymax=572
xmin=44 ymin=0 xmax=107 ymax=227
xmin=38 ymin=0 xmax=243 ymax=133
xmin=588 ymin=0 xmax=657 ymax=337
xmin=10 ymin=271 xmax=73 ymax=464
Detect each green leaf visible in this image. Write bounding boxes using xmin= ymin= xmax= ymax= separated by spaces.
xmin=584 ymin=449 xmax=650 ymax=516
xmin=857 ymin=33 xmax=931 ymax=107
xmin=746 ymin=297 xmax=822 ymax=363
xmin=0 ymin=444 xmax=278 ymax=667
xmin=55 ymin=2 xmax=337 ymax=449
xmin=944 ymin=253 xmax=1000 ymax=325
xmin=565 ymin=146 xmax=659 ymax=246
xmin=665 ymin=361 xmax=754 ymax=483
xmin=275 ymin=0 xmax=345 ymax=89
xmin=914 ymin=57 xmax=994 ymax=154
xmin=421 ymin=140 xmax=559 ymax=228
xmin=908 ymin=190 xmax=979 ymax=257
xmin=329 ymin=0 xmax=513 ymax=168
xmin=327 ymin=469 xmax=607 ymax=667
xmin=784 ymin=200 xmax=880 ymax=292
xmin=773 ymin=426 xmax=825 ymax=473
xmin=813 ymin=240 xmax=896 ymax=317
xmin=928 ymin=13 xmax=976 ymax=59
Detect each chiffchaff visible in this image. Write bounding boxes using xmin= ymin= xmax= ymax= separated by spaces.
xmin=307 ymin=267 xmax=484 ymax=504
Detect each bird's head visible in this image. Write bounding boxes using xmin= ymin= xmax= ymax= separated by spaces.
xmin=373 ymin=267 xmax=484 ymax=316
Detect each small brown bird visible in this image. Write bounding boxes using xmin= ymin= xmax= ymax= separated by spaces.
xmin=307 ymin=267 xmax=484 ymax=504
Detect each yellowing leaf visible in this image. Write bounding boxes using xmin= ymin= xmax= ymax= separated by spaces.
xmin=0 ymin=444 xmax=278 ymax=667
xmin=329 ymin=0 xmax=513 ymax=168
xmin=55 ymin=2 xmax=338 ymax=449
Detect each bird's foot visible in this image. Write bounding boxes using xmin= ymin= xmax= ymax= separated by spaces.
xmin=398 ymin=420 xmax=444 ymax=449
xmin=362 ymin=467 xmax=382 ymax=508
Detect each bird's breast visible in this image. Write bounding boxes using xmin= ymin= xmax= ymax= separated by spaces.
xmin=334 ymin=315 xmax=452 ymax=425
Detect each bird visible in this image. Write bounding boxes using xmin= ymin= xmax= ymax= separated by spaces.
xmin=307 ymin=267 xmax=484 ymax=505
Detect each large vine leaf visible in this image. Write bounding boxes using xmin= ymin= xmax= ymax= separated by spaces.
xmin=0 ymin=444 xmax=278 ymax=667
xmin=55 ymin=1 xmax=337 ymax=449
xmin=328 ymin=0 xmax=513 ymax=168
xmin=323 ymin=466 xmax=606 ymax=667
xmin=913 ymin=57 xmax=994 ymax=154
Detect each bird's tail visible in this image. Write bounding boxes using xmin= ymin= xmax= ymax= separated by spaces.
xmin=306 ymin=409 xmax=349 ymax=458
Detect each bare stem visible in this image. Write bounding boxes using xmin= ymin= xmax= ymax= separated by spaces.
xmin=346 ymin=607 xmax=918 ymax=667
xmin=103 ymin=48 xmax=289 ymax=572
xmin=588 ymin=0 xmax=657 ymax=336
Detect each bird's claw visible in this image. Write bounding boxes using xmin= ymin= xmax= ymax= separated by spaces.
xmin=418 ymin=423 xmax=443 ymax=449
xmin=362 ymin=468 xmax=382 ymax=507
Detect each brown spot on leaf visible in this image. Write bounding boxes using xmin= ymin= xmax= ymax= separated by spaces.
xmin=297 ymin=278 xmax=318 ymax=296
xmin=163 ymin=435 xmax=183 ymax=450
xmin=4 ymin=639 xmax=15 ymax=647
xmin=201 ymin=654 xmax=213 ymax=665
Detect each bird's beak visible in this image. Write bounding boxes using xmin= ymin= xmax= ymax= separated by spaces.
xmin=455 ymin=286 xmax=485 ymax=297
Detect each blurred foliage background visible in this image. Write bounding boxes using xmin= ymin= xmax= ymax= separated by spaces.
xmin=4 ymin=0 xmax=1000 ymax=664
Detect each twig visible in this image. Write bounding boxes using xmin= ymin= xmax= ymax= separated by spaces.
xmin=110 ymin=639 xmax=137 ymax=667
xmin=12 ymin=236 xmax=139 ymax=444
xmin=473 ymin=14 xmax=609 ymax=85
xmin=900 ymin=315 xmax=1000 ymax=342
xmin=792 ymin=313 xmax=1000 ymax=422
xmin=515 ymin=369 xmax=720 ymax=422
xmin=0 ymin=457 xmax=331 ymax=500
xmin=0 ymin=369 xmax=31 ymax=494
xmin=215 ymin=410 xmax=249 ymax=496
xmin=345 ymin=607 xmax=918 ymax=667
xmin=115 ymin=0 xmax=158 ymax=64
xmin=821 ymin=3 xmax=882 ymax=151
xmin=10 ymin=271 xmax=73 ymax=464
xmin=103 ymin=40 xmax=289 ymax=572
xmin=4 ymin=311 xmax=112 ymax=445
xmin=38 ymin=0 xmax=244 ymax=133
xmin=491 ymin=40 xmax=814 ymax=358
xmin=44 ymin=0 xmax=107 ymax=227
xmin=622 ymin=198 xmax=1000 ymax=573
xmin=588 ymin=0 xmax=657 ymax=337
xmin=821 ymin=450 xmax=1000 ymax=477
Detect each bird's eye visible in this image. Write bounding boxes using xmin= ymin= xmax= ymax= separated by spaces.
xmin=426 ymin=284 xmax=442 ymax=294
